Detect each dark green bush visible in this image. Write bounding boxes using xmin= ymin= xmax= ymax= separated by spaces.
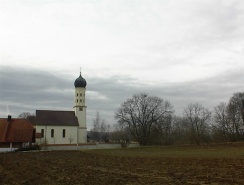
xmin=15 ymin=145 xmax=40 ymax=152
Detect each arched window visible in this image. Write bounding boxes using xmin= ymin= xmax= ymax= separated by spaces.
xmin=63 ymin=129 xmax=66 ymax=138
xmin=41 ymin=129 xmax=44 ymax=138
xmin=51 ymin=129 xmax=54 ymax=138
xmin=80 ymin=93 xmax=82 ymax=96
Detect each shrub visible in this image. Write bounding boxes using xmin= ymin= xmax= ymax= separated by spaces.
xmin=15 ymin=145 xmax=40 ymax=152
xmin=121 ymin=141 xmax=128 ymax=148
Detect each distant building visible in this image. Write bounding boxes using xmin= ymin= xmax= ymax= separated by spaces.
xmin=0 ymin=115 xmax=35 ymax=149
xmin=28 ymin=72 xmax=88 ymax=145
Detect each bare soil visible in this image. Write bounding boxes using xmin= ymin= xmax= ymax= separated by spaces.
xmin=1 ymin=143 xmax=244 ymax=185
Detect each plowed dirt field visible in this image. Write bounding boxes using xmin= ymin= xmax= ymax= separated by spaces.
xmin=1 ymin=143 xmax=244 ymax=184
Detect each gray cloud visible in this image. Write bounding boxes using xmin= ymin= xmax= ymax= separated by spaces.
xmin=0 ymin=66 xmax=73 ymax=114
xmin=1 ymin=66 xmax=244 ymax=129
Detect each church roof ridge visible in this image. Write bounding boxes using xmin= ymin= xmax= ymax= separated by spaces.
xmin=34 ymin=110 xmax=79 ymax=126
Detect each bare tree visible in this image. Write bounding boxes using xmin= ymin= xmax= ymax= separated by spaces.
xmin=111 ymin=123 xmax=134 ymax=142
xmin=212 ymin=102 xmax=229 ymax=141
xmin=183 ymin=103 xmax=211 ymax=145
xmin=212 ymin=93 xmax=244 ymax=142
xmin=90 ymin=111 xmax=110 ymax=142
xmin=229 ymin=92 xmax=244 ymax=125
xmin=150 ymin=114 xmax=175 ymax=145
xmin=18 ymin=112 xmax=34 ymax=118
xmin=90 ymin=111 xmax=102 ymax=141
xmin=172 ymin=116 xmax=192 ymax=144
xmin=115 ymin=93 xmax=173 ymax=145
xmin=228 ymin=93 xmax=244 ymax=141
xmin=161 ymin=115 xmax=186 ymax=145
xmin=226 ymin=100 xmax=242 ymax=141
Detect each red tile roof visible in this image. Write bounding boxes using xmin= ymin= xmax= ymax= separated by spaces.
xmin=0 ymin=118 xmax=34 ymax=143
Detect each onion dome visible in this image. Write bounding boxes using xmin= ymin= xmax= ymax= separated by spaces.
xmin=74 ymin=73 xmax=87 ymax=88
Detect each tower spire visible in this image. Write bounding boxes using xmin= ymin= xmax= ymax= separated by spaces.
xmin=74 ymin=68 xmax=87 ymax=143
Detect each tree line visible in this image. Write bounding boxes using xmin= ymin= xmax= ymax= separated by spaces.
xmin=94 ymin=92 xmax=244 ymax=146
xmin=18 ymin=92 xmax=244 ymax=146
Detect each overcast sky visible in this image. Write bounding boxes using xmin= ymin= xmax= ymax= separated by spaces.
xmin=1 ymin=0 xmax=244 ymax=129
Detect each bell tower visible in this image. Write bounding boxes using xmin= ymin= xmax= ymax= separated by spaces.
xmin=74 ymin=71 xmax=87 ymax=143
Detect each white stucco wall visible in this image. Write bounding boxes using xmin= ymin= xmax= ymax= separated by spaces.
xmin=75 ymin=107 xmax=86 ymax=128
xmin=74 ymin=87 xmax=86 ymax=107
xmin=74 ymin=87 xmax=87 ymax=143
xmin=74 ymin=87 xmax=87 ymax=128
xmin=35 ymin=125 xmax=78 ymax=145
xmin=78 ymin=128 xmax=87 ymax=143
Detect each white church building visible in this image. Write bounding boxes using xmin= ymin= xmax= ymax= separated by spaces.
xmin=28 ymin=73 xmax=87 ymax=145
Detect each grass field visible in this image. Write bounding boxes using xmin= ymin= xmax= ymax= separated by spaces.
xmin=1 ymin=142 xmax=244 ymax=184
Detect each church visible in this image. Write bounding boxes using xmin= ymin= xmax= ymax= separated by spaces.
xmin=28 ymin=72 xmax=87 ymax=145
